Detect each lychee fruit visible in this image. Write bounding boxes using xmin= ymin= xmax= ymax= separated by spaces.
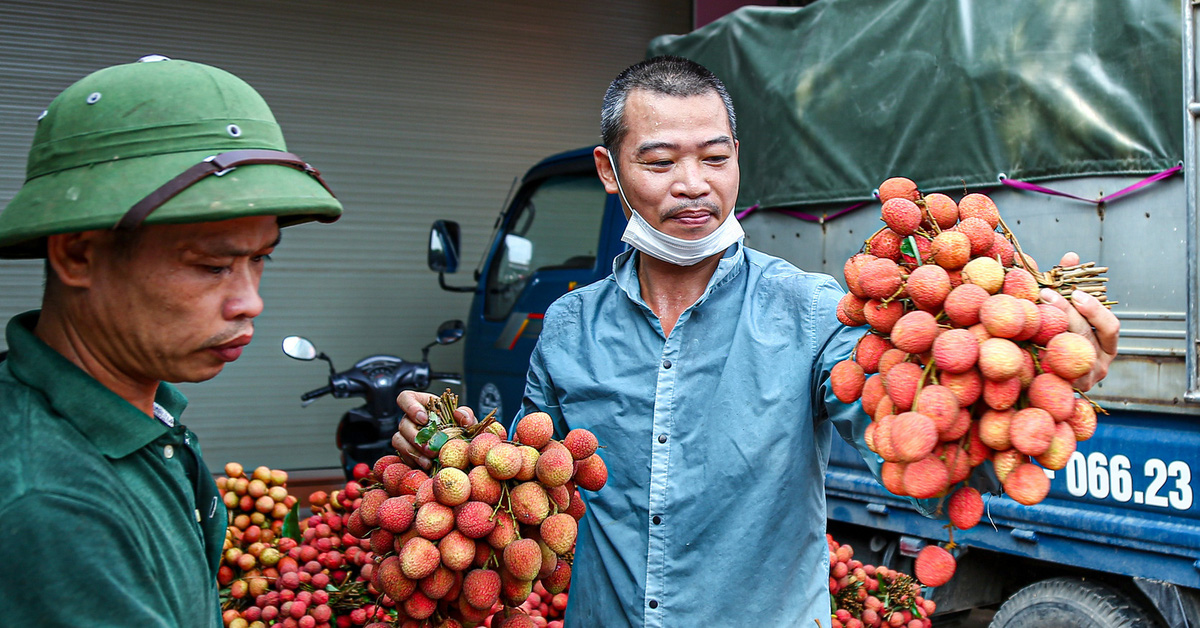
xmin=962 ymin=255 xmax=1005 ymax=294
xmin=1032 ymin=304 xmax=1070 ymax=346
xmin=1028 ymin=373 xmax=1076 ymax=421
xmin=948 ymin=487 xmax=984 ymax=530
xmin=944 ymin=283 xmax=990 ymax=327
xmin=891 ymin=310 xmax=940 ymax=354
xmin=468 ymin=465 xmax=502 ymax=505
xmin=956 ymin=216 xmax=996 ymax=256
xmin=501 ymin=538 xmax=543 ymax=582
xmin=881 ymin=198 xmax=923 ymax=236
xmin=438 ymin=530 xmax=476 ymax=572
xmin=844 ymin=253 xmax=878 ymax=298
xmin=358 ymin=489 xmax=389 ymax=528
xmin=992 ymin=448 xmax=1025 ymax=483
xmin=923 ymin=193 xmax=959 ymax=229
xmin=930 ymin=231 xmax=972 ymax=269
xmin=455 ymin=501 xmax=497 ymax=539
xmin=563 ymin=428 xmax=598 ymax=460
xmin=987 ymin=232 xmax=1016 ymax=266
xmin=861 ymin=374 xmax=886 ymax=417
xmin=1003 ymin=268 xmax=1040 ymax=302
xmin=878 ymin=177 xmax=920 ymax=204
xmin=540 ymin=513 xmax=578 ymax=556
xmin=536 ymin=446 xmax=575 ymax=488
xmin=957 ymin=193 xmax=1000 ymax=228
xmin=1043 ymin=332 xmax=1097 ymax=380
xmin=932 ymin=328 xmax=979 ymax=374
xmin=868 ymin=230 xmax=903 ymax=264
xmin=415 ymin=502 xmax=455 ymax=540
xmin=914 ymin=545 xmax=957 ymax=587
xmin=880 ymin=461 xmax=908 ymax=496
xmin=863 ymin=299 xmax=905 ymax=334
xmin=982 ymin=376 xmax=1022 ymax=411
xmin=913 ymin=385 xmax=960 ymax=437
xmin=1003 ymin=462 xmax=1051 ymax=505
xmin=940 ymin=369 xmax=979 ymax=408
xmin=906 ymin=265 xmax=951 ymax=312
xmin=855 ymin=332 xmax=893 ymax=374
xmin=485 ymin=443 xmax=524 ymax=481
xmin=837 ymin=293 xmax=869 ymax=327
xmin=433 ymin=467 xmax=471 ymax=507
xmin=883 ymin=361 xmax=923 ymax=411
xmin=509 ymin=482 xmax=551 ymax=525
xmin=574 ymin=453 xmax=608 ymax=491
xmin=438 ymin=439 xmax=471 ymax=470
xmin=515 ymin=412 xmax=554 ymax=449
xmin=831 ymin=359 xmax=866 ymax=403
xmin=378 ymin=496 xmax=417 ymax=534
xmin=899 ymin=234 xmax=932 ymax=267
xmin=890 ymin=412 xmax=939 ymax=462
xmin=860 ymin=258 xmax=905 ymax=299
xmin=399 ymin=536 xmax=442 ymax=580
xmin=978 ymin=408 xmax=1014 ymax=450
xmin=877 ymin=348 xmax=909 ymax=377
xmin=468 ymin=432 xmax=502 ymax=467
xmin=462 ymin=569 xmax=501 ymax=610
xmin=1066 ymin=398 xmax=1097 ymax=441
xmin=1009 ymin=407 xmax=1055 ymax=457
xmin=1036 ymin=421 xmax=1078 ymax=471
xmin=978 ymin=337 xmax=1024 ymax=381
xmin=382 ymin=461 xmax=414 ymax=496
xmin=902 ymin=455 xmax=950 ymax=498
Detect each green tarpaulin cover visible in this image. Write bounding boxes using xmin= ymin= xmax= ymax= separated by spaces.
xmin=648 ymin=0 xmax=1182 ymax=209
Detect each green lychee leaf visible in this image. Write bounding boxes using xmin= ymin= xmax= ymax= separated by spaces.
xmin=325 ymin=584 xmax=339 ymax=592
xmin=415 ymin=425 xmax=435 ymax=445
xmin=281 ymin=502 xmax=302 ymax=542
xmin=429 ymin=430 xmax=449 ymax=451
xmin=901 ymin=235 xmax=921 ymax=264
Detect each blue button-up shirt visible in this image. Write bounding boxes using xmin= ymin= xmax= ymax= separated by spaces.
xmin=520 ymin=242 xmax=879 ymax=627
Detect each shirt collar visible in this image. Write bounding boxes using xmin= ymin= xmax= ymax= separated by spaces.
xmin=5 ymin=311 xmax=187 ymax=458
xmin=612 ymin=239 xmax=747 ymax=309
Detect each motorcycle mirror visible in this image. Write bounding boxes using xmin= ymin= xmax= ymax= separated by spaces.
xmin=436 ymin=320 xmax=466 ymax=345
xmin=428 ymin=220 xmax=461 ymax=274
xmin=282 ymin=336 xmax=318 ymax=361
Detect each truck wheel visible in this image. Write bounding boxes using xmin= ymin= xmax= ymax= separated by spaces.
xmin=991 ymin=577 xmax=1154 ymax=627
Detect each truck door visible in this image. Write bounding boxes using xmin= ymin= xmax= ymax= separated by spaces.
xmin=465 ymin=167 xmax=623 ymax=425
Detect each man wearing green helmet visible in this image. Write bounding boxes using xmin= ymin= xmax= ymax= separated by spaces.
xmin=0 ymin=56 xmax=342 ymax=626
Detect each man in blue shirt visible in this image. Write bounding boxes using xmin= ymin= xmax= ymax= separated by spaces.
xmin=397 ymin=56 xmax=1120 ymax=626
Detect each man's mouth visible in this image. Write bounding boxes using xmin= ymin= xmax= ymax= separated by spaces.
xmin=209 ymin=335 xmax=253 ymax=363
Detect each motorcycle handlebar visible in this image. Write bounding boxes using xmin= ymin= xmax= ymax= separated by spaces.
xmin=430 ymin=372 xmax=460 ymax=381
xmin=301 ymin=385 xmax=333 ymax=401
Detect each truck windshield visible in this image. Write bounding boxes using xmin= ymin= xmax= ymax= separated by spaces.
xmin=484 ymin=172 xmax=608 ymax=321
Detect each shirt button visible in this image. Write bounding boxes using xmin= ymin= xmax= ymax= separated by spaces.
xmin=652 ymin=515 xmax=662 ymax=525
xmin=649 ymin=599 xmax=659 ymax=609
xmin=163 ymin=444 xmax=174 ymax=459
xmin=662 ymin=359 xmax=672 ymax=369
xmin=657 ymin=434 xmax=668 ymax=444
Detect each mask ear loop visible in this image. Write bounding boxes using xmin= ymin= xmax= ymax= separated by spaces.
xmin=606 ymin=147 xmax=637 ymax=218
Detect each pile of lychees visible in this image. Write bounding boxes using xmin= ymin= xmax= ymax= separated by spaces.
xmin=832 ymin=177 xmax=1106 ymax=588
xmin=341 ymin=390 xmax=604 ymax=627
xmin=828 ymin=535 xmax=936 ymax=628
xmin=217 ymin=463 xmax=299 ymax=591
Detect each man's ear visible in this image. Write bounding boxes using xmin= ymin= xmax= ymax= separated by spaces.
xmin=45 ymin=231 xmax=103 ymax=288
xmin=593 ymin=145 xmax=620 ymax=195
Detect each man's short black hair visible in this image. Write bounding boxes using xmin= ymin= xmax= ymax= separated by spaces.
xmin=601 ymin=55 xmax=738 ymax=153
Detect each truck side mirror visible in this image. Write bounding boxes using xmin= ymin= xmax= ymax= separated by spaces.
xmin=429 ymin=220 xmax=461 ymax=274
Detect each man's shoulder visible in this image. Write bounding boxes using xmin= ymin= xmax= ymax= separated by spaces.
xmin=742 ymin=246 xmax=844 ymax=297
xmin=0 ymin=363 xmax=121 ymax=513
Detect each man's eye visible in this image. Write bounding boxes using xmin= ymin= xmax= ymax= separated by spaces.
xmin=706 ymin=155 xmax=730 ymax=164
xmin=252 ymin=254 xmax=273 ymax=264
xmin=207 ymin=265 xmax=229 ymax=275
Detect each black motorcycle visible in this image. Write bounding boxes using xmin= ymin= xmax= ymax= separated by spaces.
xmin=282 ymin=320 xmax=464 ymax=480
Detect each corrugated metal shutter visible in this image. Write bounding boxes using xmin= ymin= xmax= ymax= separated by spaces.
xmin=0 ymin=0 xmax=689 ymax=471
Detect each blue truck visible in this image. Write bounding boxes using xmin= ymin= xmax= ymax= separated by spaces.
xmin=427 ymin=2 xmax=1200 ymax=625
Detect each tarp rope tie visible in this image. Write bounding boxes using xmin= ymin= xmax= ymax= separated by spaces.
xmin=998 ymin=165 xmax=1181 ymax=205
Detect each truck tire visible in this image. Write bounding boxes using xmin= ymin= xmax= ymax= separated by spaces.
xmin=991 ymin=577 xmax=1154 ymax=628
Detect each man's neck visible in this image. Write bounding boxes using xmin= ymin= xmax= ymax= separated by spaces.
xmin=636 ymin=250 xmax=723 ymax=338
xmin=34 ymin=305 xmax=158 ymax=416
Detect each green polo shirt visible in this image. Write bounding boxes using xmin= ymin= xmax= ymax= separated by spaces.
xmin=0 ymin=311 xmax=226 ymax=627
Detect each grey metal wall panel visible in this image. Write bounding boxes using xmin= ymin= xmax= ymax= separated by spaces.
xmin=0 ymin=0 xmax=690 ymax=471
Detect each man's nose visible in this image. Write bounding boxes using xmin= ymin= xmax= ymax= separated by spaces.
xmin=224 ymin=267 xmax=265 ymax=320
xmin=672 ymin=159 xmax=712 ymax=198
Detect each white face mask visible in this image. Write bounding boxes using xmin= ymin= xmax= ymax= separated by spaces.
xmin=607 ymin=150 xmax=744 ymax=267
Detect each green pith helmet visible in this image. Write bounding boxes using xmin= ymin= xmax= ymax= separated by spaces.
xmin=0 ymin=55 xmax=342 ymax=259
